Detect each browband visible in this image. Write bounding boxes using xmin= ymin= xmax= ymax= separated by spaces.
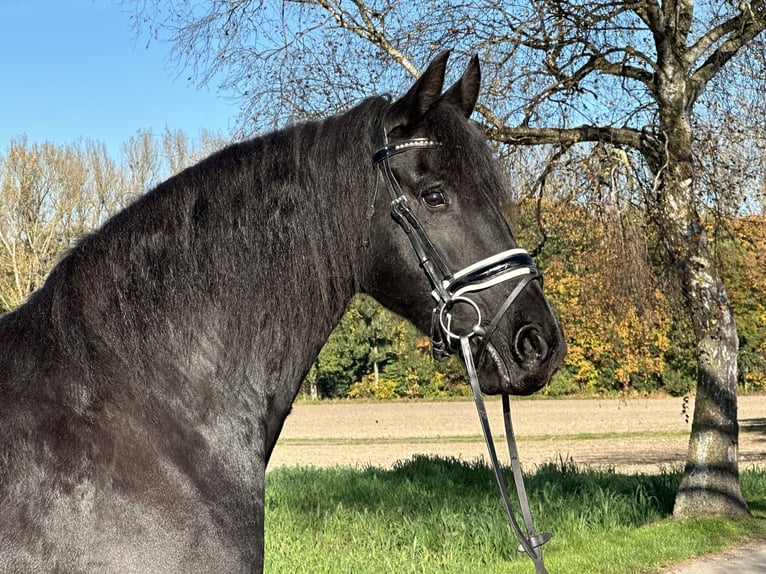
xmin=372 ymin=138 xmax=442 ymax=165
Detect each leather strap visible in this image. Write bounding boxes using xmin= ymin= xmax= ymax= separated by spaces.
xmin=460 ymin=337 xmax=551 ymax=574
xmin=477 ymin=272 xmax=537 ymax=362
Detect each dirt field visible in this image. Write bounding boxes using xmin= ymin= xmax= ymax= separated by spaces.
xmin=270 ymin=395 xmax=766 ymax=474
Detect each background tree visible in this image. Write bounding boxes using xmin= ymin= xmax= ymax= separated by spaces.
xmin=0 ymin=137 xmax=123 ymax=310
xmin=0 ymin=129 xmax=226 ymax=312
xmin=304 ymin=294 xmax=467 ymax=399
xmin=718 ymin=214 xmax=766 ymax=392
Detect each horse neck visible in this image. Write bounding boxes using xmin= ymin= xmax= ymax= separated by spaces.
xmin=258 ymin=105 xmax=383 ymax=319
xmin=0 ymin=101 xmax=387 ymax=414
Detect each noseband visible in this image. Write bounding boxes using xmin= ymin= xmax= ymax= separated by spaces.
xmin=373 ymin=138 xmax=551 ymax=574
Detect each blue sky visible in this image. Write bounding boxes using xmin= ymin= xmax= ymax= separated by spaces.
xmin=1 ymin=0 xmax=238 ymax=155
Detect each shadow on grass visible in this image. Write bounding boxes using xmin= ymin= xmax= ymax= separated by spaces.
xmin=266 ymin=455 xmax=683 ymax=530
xmin=266 ymin=457 xmax=766 ymax=572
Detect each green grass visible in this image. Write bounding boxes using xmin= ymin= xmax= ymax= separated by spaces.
xmin=265 ymin=457 xmax=766 ymax=573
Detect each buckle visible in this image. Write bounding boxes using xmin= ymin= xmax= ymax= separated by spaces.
xmin=517 ymin=532 xmax=552 ymax=553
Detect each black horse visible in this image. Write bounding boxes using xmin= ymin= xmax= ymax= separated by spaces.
xmin=0 ymin=52 xmax=564 ymax=572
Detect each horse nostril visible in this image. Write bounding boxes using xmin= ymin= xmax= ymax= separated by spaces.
xmin=513 ymin=325 xmax=549 ymax=365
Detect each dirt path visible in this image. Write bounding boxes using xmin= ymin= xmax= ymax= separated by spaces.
xmin=270 ymin=395 xmax=766 ymax=474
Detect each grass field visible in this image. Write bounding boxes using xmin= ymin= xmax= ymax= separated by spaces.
xmin=265 ymin=457 xmax=766 ymax=573
xmin=266 ymin=397 xmax=766 ymax=573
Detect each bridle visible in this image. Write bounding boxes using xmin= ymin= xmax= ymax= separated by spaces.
xmin=373 ymin=137 xmax=552 ymax=574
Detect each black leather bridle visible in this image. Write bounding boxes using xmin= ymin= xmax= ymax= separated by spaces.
xmin=373 ymin=137 xmax=552 ymax=574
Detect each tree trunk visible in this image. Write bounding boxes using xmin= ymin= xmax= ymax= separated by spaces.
xmin=672 ymin=223 xmax=749 ymax=516
xmin=647 ymin=145 xmax=750 ymax=517
xmin=310 ymin=377 xmax=318 ymax=401
xmin=673 ymin=229 xmax=749 ymax=517
xmin=644 ymin=28 xmax=751 ymax=513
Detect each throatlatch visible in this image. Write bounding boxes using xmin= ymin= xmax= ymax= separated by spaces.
xmin=373 ymin=138 xmax=552 ymax=574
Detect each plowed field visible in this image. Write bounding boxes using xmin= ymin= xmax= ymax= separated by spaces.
xmin=270 ymin=396 xmax=766 ymax=474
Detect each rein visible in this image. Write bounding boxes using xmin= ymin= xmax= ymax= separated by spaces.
xmin=373 ymin=138 xmax=551 ymax=574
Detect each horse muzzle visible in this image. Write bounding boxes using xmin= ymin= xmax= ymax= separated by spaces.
xmin=434 ymin=255 xmax=565 ymax=396
xmin=480 ymin=316 xmax=566 ymax=395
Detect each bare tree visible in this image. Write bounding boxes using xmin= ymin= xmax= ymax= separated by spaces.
xmin=0 ymin=131 xmax=226 ymax=312
xmin=161 ymin=127 xmax=229 ymax=174
xmin=126 ymin=0 xmax=766 ymax=516
xmin=0 ymin=138 xmax=122 ymax=310
xmin=122 ymin=129 xmax=163 ymax=195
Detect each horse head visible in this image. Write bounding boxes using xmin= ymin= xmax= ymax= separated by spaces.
xmin=362 ymin=52 xmax=566 ymax=395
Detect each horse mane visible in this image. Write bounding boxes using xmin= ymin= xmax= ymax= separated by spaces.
xmin=1 ymin=91 xmax=506 ymax=415
xmin=0 ymin=96 xmax=390 ymax=409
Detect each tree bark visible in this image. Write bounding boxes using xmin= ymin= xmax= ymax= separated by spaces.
xmin=669 ymin=205 xmax=749 ymax=516
xmin=644 ymin=133 xmax=750 ymax=517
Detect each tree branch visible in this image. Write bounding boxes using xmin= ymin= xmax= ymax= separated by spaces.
xmin=663 ymin=0 xmax=694 ymax=43
xmin=687 ymin=5 xmax=752 ymax=64
xmin=632 ymin=0 xmax=663 ymax=33
xmin=311 ymin=0 xmax=421 ymax=78
xmin=688 ymin=0 xmax=766 ymax=103
xmin=484 ymin=123 xmax=644 ymax=150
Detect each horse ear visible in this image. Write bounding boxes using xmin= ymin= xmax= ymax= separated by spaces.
xmin=384 ymin=50 xmax=450 ymax=135
xmin=440 ymin=54 xmax=481 ymax=118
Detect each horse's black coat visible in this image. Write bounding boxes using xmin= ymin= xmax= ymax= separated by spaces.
xmin=0 ymin=53 xmax=564 ymax=572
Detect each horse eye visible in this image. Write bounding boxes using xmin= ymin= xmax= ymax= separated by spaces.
xmin=422 ymin=190 xmax=447 ymax=208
